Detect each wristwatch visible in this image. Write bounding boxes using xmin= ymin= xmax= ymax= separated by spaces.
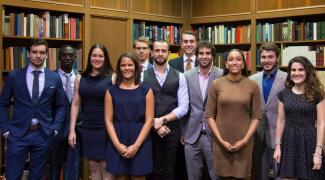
xmin=162 ymin=118 xmax=168 ymax=125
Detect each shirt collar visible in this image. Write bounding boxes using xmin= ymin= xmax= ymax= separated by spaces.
xmin=183 ymin=54 xmax=196 ymax=62
xmin=141 ymin=60 xmax=149 ymax=68
xmin=263 ymin=68 xmax=278 ymax=78
xmin=27 ymin=64 xmax=45 ymax=74
xmin=153 ymin=64 xmax=170 ymax=74
xmin=58 ymin=68 xmax=73 ymax=76
xmin=197 ymin=66 xmax=212 ymax=77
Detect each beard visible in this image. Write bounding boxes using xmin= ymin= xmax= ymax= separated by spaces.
xmin=153 ymin=57 xmax=168 ymax=66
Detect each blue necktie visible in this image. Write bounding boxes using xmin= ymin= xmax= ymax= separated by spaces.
xmin=32 ymin=70 xmax=41 ymax=104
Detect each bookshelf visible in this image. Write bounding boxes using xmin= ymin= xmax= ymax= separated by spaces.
xmin=1 ymin=4 xmax=84 ymax=86
xmin=189 ymin=0 xmax=325 ymax=74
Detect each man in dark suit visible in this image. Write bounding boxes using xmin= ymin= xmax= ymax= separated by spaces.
xmin=183 ymin=41 xmax=223 ymax=180
xmin=144 ymin=40 xmax=189 ymax=180
xmin=49 ymin=44 xmax=81 ymax=180
xmin=133 ymin=36 xmax=153 ymax=81
xmin=169 ymin=31 xmax=198 ymax=72
xmin=250 ymin=43 xmax=287 ymax=180
xmin=0 ymin=39 xmax=66 ymax=180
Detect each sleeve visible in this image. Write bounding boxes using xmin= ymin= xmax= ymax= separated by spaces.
xmin=251 ymin=83 xmax=262 ymax=120
xmin=277 ymin=89 xmax=285 ymax=102
xmin=172 ymin=73 xmax=189 ymax=119
xmin=205 ymin=80 xmax=218 ymax=119
xmin=0 ymin=72 xmax=14 ymax=133
xmin=52 ymin=75 xmax=67 ymax=132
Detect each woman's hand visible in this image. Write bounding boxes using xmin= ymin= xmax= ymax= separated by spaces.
xmin=231 ymin=139 xmax=248 ymax=152
xmin=312 ymin=153 xmax=322 ymax=170
xmin=68 ymin=131 xmax=76 ymax=148
xmin=273 ymin=146 xmax=281 ymax=163
xmin=124 ymin=144 xmax=140 ymax=158
xmin=220 ymin=140 xmax=233 ymax=152
xmin=116 ymin=143 xmax=128 ymax=157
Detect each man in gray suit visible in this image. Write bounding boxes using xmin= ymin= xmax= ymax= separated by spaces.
xmin=183 ymin=41 xmax=223 ymax=180
xmin=250 ymin=42 xmax=287 ymax=180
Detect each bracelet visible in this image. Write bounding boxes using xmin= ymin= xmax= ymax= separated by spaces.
xmin=275 ymin=139 xmax=282 ymax=145
xmin=316 ymin=144 xmax=324 ymax=149
xmin=313 ymin=153 xmax=322 ymax=159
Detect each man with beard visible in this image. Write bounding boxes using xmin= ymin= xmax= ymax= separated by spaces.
xmin=143 ymin=40 xmax=189 ymax=180
xmin=183 ymin=41 xmax=222 ymax=180
xmin=49 ymin=44 xmax=82 ymax=180
xmin=169 ymin=31 xmax=198 ymax=72
xmin=250 ymin=42 xmax=287 ymax=180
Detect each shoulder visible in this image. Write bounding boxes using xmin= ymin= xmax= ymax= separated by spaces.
xmin=277 ymin=69 xmax=288 ymax=78
xmin=249 ymin=71 xmax=262 ymax=81
xmin=211 ymin=66 xmax=224 ymax=76
xmin=168 ymin=56 xmax=182 ymax=65
xmin=245 ymin=77 xmax=259 ymax=88
xmin=183 ymin=67 xmax=196 ymax=78
xmin=46 ymin=69 xmax=61 ymax=79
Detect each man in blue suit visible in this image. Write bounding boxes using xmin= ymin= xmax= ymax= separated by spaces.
xmin=49 ymin=44 xmax=81 ymax=180
xmin=169 ymin=31 xmax=198 ymax=73
xmin=133 ymin=36 xmax=153 ymax=81
xmin=0 ymin=39 xmax=66 ymax=180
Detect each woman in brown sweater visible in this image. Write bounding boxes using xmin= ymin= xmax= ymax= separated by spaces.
xmin=205 ymin=49 xmax=261 ymax=179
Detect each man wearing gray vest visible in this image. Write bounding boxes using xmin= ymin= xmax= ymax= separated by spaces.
xmin=143 ymin=40 xmax=189 ymax=180
xmin=183 ymin=41 xmax=223 ymax=180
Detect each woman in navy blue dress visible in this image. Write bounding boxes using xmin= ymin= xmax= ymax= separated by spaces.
xmin=105 ymin=52 xmax=154 ymax=180
xmin=69 ymin=44 xmax=114 ymax=180
xmin=273 ymin=56 xmax=325 ymax=179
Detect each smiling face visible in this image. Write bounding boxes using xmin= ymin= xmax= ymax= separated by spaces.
xmin=120 ymin=56 xmax=136 ymax=80
xmin=225 ymin=50 xmax=245 ymax=75
xmin=90 ymin=47 xmax=105 ymax=71
xmin=197 ymin=47 xmax=213 ymax=69
xmin=290 ymin=62 xmax=306 ymax=86
xmin=181 ymin=33 xmax=197 ymax=57
xmin=260 ymin=50 xmax=278 ymax=73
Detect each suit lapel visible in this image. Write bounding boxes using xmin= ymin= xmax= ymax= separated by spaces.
xmin=39 ymin=69 xmax=50 ymax=101
xmin=265 ymin=71 xmax=284 ymax=107
xmin=178 ymin=56 xmax=184 ymax=72
xmin=193 ymin=69 xmax=204 ymax=103
xmin=21 ymin=68 xmax=33 ymax=102
xmin=257 ymin=72 xmax=266 ymax=107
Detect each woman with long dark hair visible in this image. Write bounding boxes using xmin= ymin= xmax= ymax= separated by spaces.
xmin=273 ymin=56 xmax=325 ymax=180
xmin=205 ymin=49 xmax=261 ymax=179
xmin=69 ymin=44 xmax=114 ymax=180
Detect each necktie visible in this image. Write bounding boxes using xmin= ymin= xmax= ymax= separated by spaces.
xmin=186 ymin=59 xmax=192 ymax=71
xmin=32 ymin=70 xmax=41 ymax=104
xmin=64 ymin=73 xmax=73 ymax=102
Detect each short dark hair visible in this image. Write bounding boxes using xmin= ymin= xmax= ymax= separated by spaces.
xmin=58 ymin=44 xmax=76 ymax=59
xmin=82 ymin=44 xmax=114 ymax=77
xmin=195 ymin=41 xmax=216 ymax=58
xmin=182 ymin=31 xmax=197 ymax=41
xmin=152 ymin=40 xmax=170 ymax=51
xmin=133 ymin=36 xmax=150 ymax=48
xmin=115 ymin=52 xmax=141 ymax=86
xmin=223 ymin=49 xmax=248 ymax=77
xmin=260 ymin=42 xmax=280 ymax=58
xmin=28 ymin=39 xmax=48 ymax=53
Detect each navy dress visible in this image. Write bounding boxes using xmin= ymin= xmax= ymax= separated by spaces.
xmin=79 ymin=75 xmax=112 ymax=160
xmin=278 ymin=88 xmax=325 ymax=180
xmin=106 ymin=84 xmax=153 ymax=176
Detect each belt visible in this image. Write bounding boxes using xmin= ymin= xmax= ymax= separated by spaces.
xmin=29 ymin=124 xmax=40 ymax=131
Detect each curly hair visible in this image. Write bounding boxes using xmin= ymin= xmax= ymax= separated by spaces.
xmin=286 ymin=56 xmax=325 ymax=102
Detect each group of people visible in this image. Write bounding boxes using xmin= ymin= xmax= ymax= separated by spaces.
xmin=0 ymin=30 xmax=325 ymax=180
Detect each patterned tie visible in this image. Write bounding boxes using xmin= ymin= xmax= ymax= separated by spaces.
xmin=64 ymin=73 xmax=73 ymax=102
xmin=186 ymin=59 xmax=192 ymax=71
xmin=32 ymin=70 xmax=41 ymax=104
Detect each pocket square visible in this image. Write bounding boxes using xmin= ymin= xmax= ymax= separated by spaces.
xmin=50 ymin=85 xmax=55 ymax=89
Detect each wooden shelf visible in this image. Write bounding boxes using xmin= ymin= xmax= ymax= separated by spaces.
xmin=3 ymin=35 xmax=83 ymax=42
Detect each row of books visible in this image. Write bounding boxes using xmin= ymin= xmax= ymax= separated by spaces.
xmin=133 ymin=21 xmax=181 ymax=45
xmin=214 ymin=50 xmax=251 ymax=70
xmin=3 ymin=46 xmax=83 ymax=71
xmin=256 ymin=45 xmax=325 ymax=67
xmin=3 ymin=10 xmax=82 ymax=39
xmin=256 ymin=20 xmax=325 ymax=42
xmin=194 ymin=25 xmax=251 ymax=44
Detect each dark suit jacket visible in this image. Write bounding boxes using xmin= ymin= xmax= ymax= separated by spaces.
xmin=0 ymin=67 xmax=66 ymax=137
xmin=168 ymin=55 xmax=198 ymax=73
xmin=55 ymin=69 xmax=79 ymax=138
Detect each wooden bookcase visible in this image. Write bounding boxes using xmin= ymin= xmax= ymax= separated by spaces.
xmin=190 ymin=0 xmax=325 ymax=74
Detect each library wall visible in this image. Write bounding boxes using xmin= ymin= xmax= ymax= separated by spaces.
xmin=90 ymin=16 xmax=129 ymax=69
xmin=90 ymin=0 xmax=128 ymax=11
xmin=133 ymin=0 xmax=183 ymax=17
xmin=257 ymin=0 xmax=325 ymax=11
